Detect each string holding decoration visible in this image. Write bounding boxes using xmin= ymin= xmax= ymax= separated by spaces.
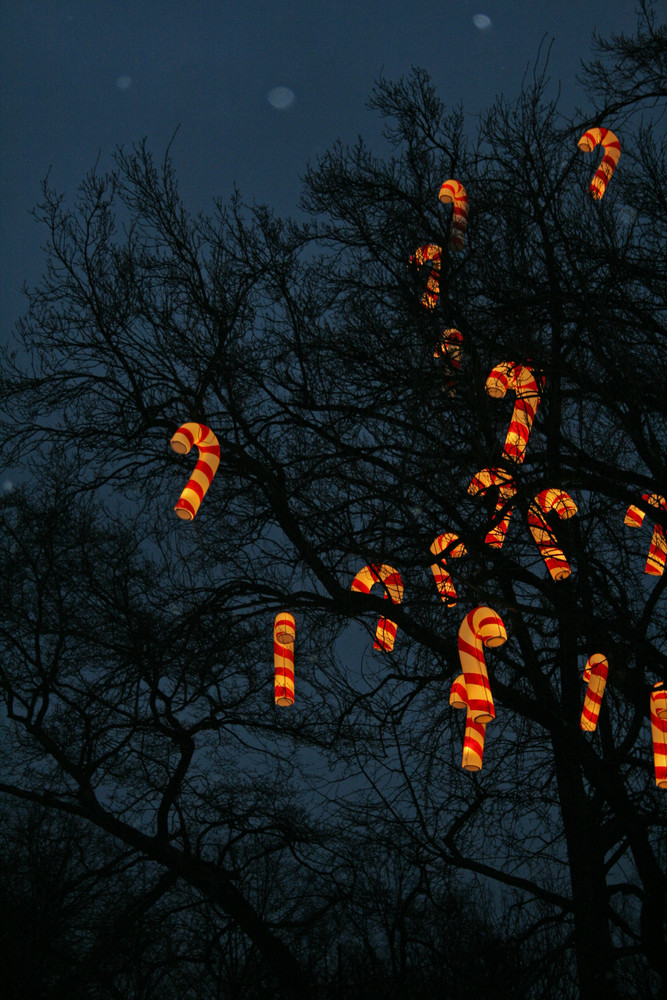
xmin=438 ymin=179 xmax=468 ymax=250
xmin=624 ymin=494 xmax=667 ymax=576
xmin=485 ymin=362 xmax=543 ymax=464
xmin=577 ymin=127 xmax=620 ymax=200
xmin=351 ymin=564 xmax=404 ymax=652
xmin=429 ymin=533 xmax=466 ymax=606
xmin=170 ymin=422 xmax=220 ymax=520
xmin=527 ymin=488 xmax=577 ymax=581
xmin=467 ymin=468 xmax=518 ymax=549
xmin=450 ymin=672 xmax=487 ymax=772
xmin=580 ymin=653 xmax=608 ymax=732
xmin=409 ymin=244 xmax=443 ymax=309
xmin=274 ymin=613 xmax=296 ymax=706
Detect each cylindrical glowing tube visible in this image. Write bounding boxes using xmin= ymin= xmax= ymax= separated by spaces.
xmin=429 ymin=532 xmax=466 ymax=605
xmin=274 ymin=612 xmax=295 ymax=706
xmin=450 ymin=672 xmax=487 ymax=772
xmin=651 ymin=683 xmax=667 ymax=789
xmin=624 ymin=494 xmax=667 ymax=576
xmin=457 ymin=606 xmax=506 ymax=723
xmin=580 ymin=653 xmax=609 ymax=732
xmin=438 ymin=179 xmax=469 ymax=251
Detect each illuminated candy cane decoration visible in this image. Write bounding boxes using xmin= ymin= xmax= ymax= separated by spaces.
xmin=486 ymin=362 xmax=543 ymax=464
xmin=434 ymin=328 xmax=463 ymax=394
xmin=651 ymin=683 xmax=667 ymax=789
xmin=580 ymin=653 xmax=608 ymax=732
xmin=577 ymin=127 xmax=621 ymax=200
xmin=450 ymin=673 xmax=487 ymax=771
xmin=624 ymin=494 xmax=667 ymax=576
xmin=351 ymin=564 xmax=404 ymax=651
xmin=429 ymin=533 xmax=466 ymax=605
xmin=170 ymin=422 xmax=220 ymax=520
xmin=468 ymin=468 xmax=518 ymax=548
xmin=274 ymin=613 xmax=295 ymax=706
xmin=458 ymin=606 xmax=507 ymax=722
xmin=409 ymin=244 xmax=443 ymax=309
xmin=527 ymin=488 xmax=578 ymax=581
xmin=438 ymin=179 xmax=468 ymax=251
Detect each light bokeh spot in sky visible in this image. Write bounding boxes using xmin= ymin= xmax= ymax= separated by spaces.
xmin=3 ymin=480 xmax=14 ymax=492
xmin=473 ymin=14 xmax=492 ymax=30
xmin=116 ymin=75 xmax=132 ymax=90
xmin=267 ymin=87 xmax=295 ymax=110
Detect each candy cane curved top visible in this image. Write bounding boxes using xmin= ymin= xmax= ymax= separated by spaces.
xmin=624 ymin=493 xmax=667 ymax=576
xmin=486 ymin=362 xmax=543 ymax=463
xmin=438 ymin=179 xmax=468 ymax=251
xmin=170 ymin=423 xmax=221 ymax=521
xmin=467 ymin=467 xmax=517 ymax=548
xmin=351 ymin=564 xmax=404 ymax=651
xmin=458 ymin=606 xmax=507 ymax=722
xmin=577 ymin=127 xmax=620 ymax=200
xmin=409 ymin=244 xmax=443 ymax=309
xmin=528 ymin=488 xmax=577 ymax=581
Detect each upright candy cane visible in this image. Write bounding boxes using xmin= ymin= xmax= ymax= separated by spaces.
xmin=170 ymin=422 xmax=220 ymax=520
xmin=527 ymin=488 xmax=577 ymax=581
xmin=351 ymin=564 xmax=404 ymax=651
xmin=274 ymin=613 xmax=295 ymax=706
xmin=651 ymin=683 xmax=667 ymax=789
xmin=429 ymin=533 xmax=466 ymax=606
xmin=409 ymin=244 xmax=443 ymax=309
xmin=580 ymin=653 xmax=609 ymax=732
xmin=578 ymin=127 xmax=621 ymax=200
xmin=486 ymin=362 xmax=543 ymax=463
xmin=438 ymin=180 xmax=468 ymax=250
xmin=624 ymin=494 xmax=667 ymax=576
xmin=468 ymin=468 xmax=518 ymax=548
xmin=458 ymin=606 xmax=507 ymax=722
xmin=450 ymin=673 xmax=487 ymax=771
xmin=434 ymin=328 xmax=463 ymax=394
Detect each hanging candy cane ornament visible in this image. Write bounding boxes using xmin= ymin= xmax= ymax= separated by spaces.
xmin=274 ymin=613 xmax=295 ymax=706
xmin=486 ymin=362 xmax=543 ymax=464
xmin=438 ymin=180 xmax=468 ymax=250
xmin=170 ymin=423 xmax=220 ymax=520
xmin=458 ymin=606 xmax=507 ymax=723
xmin=527 ymin=488 xmax=578 ymax=581
xmin=429 ymin=533 xmax=466 ymax=605
xmin=434 ymin=328 xmax=463 ymax=395
xmin=409 ymin=244 xmax=443 ymax=309
xmin=468 ymin=468 xmax=518 ymax=548
xmin=351 ymin=564 xmax=404 ymax=651
xmin=651 ymin=683 xmax=667 ymax=789
xmin=624 ymin=494 xmax=667 ymax=576
xmin=578 ymin=127 xmax=621 ymax=200
xmin=450 ymin=673 xmax=487 ymax=771
xmin=580 ymin=653 xmax=609 ymax=732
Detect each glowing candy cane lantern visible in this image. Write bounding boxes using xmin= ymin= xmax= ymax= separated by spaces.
xmin=430 ymin=533 xmax=466 ymax=606
xmin=485 ymin=362 xmax=543 ymax=464
xmin=458 ymin=606 xmax=507 ymax=723
xmin=274 ymin=613 xmax=295 ymax=706
xmin=624 ymin=494 xmax=667 ymax=576
xmin=351 ymin=564 xmax=404 ymax=652
xmin=528 ymin=489 xmax=577 ymax=581
xmin=434 ymin=328 xmax=463 ymax=395
xmin=170 ymin=423 xmax=220 ymax=520
xmin=438 ymin=180 xmax=468 ymax=250
xmin=468 ymin=468 xmax=518 ymax=548
xmin=580 ymin=654 xmax=608 ymax=732
xmin=651 ymin=683 xmax=667 ymax=789
xmin=450 ymin=673 xmax=487 ymax=771
xmin=409 ymin=244 xmax=443 ymax=309
xmin=578 ymin=127 xmax=621 ymax=200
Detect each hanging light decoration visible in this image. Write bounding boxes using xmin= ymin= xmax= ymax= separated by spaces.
xmin=458 ymin=606 xmax=507 ymax=723
xmin=450 ymin=673 xmax=487 ymax=771
xmin=468 ymin=468 xmax=518 ymax=548
xmin=580 ymin=654 xmax=609 ymax=731
xmin=577 ymin=127 xmax=621 ymax=200
xmin=429 ymin=532 xmax=466 ymax=605
xmin=409 ymin=244 xmax=443 ymax=309
xmin=527 ymin=489 xmax=577 ymax=580
xmin=651 ymin=682 xmax=667 ymax=789
xmin=274 ymin=612 xmax=296 ymax=706
xmin=433 ymin=328 xmax=463 ymax=394
xmin=438 ymin=179 xmax=469 ymax=250
xmin=170 ymin=422 xmax=220 ymax=520
xmin=351 ymin=564 xmax=404 ymax=651
xmin=624 ymin=494 xmax=667 ymax=576
xmin=485 ymin=362 xmax=543 ymax=464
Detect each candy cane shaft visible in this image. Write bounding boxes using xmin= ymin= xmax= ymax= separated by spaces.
xmin=651 ymin=685 xmax=667 ymax=789
xmin=170 ymin=423 xmax=220 ymax=521
xmin=458 ymin=607 xmax=506 ymax=722
xmin=468 ymin=468 xmax=517 ymax=548
xmin=430 ymin=533 xmax=466 ymax=605
xmin=438 ymin=180 xmax=468 ymax=251
xmin=580 ymin=654 xmax=608 ymax=732
xmin=450 ymin=673 xmax=486 ymax=771
xmin=274 ymin=613 xmax=295 ymax=706
xmin=410 ymin=244 xmax=442 ymax=310
xmin=624 ymin=494 xmax=667 ymax=576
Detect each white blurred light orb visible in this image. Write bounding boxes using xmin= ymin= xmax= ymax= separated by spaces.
xmin=267 ymin=86 xmax=295 ymax=110
xmin=116 ymin=75 xmax=132 ymax=90
xmin=473 ymin=14 xmax=492 ymax=30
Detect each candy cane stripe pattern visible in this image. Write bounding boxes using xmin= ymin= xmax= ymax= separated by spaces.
xmin=577 ymin=127 xmax=621 ymax=200
xmin=527 ymin=488 xmax=578 ymax=581
xmin=409 ymin=244 xmax=443 ymax=309
xmin=486 ymin=362 xmax=543 ymax=464
xmin=580 ymin=653 xmax=609 ymax=732
xmin=170 ymin=423 xmax=221 ymax=520
xmin=429 ymin=533 xmax=466 ymax=605
xmin=468 ymin=468 xmax=518 ymax=548
xmin=438 ymin=179 xmax=468 ymax=251
xmin=274 ymin=613 xmax=295 ymax=706
xmin=434 ymin=328 xmax=463 ymax=395
xmin=351 ymin=564 xmax=404 ymax=652
xmin=651 ymin=683 xmax=667 ymax=789
xmin=450 ymin=673 xmax=487 ymax=771
xmin=458 ymin=606 xmax=507 ymax=723
xmin=624 ymin=494 xmax=667 ymax=576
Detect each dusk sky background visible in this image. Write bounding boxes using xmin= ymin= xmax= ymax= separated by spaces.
xmin=1 ymin=0 xmax=642 ymax=345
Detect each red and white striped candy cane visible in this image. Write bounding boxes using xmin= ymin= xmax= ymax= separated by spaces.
xmin=580 ymin=653 xmax=608 ymax=732
xmin=527 ymin=488 xmax=577 ymax=581
xmin=274 ymin=612 xmax=295 ymax=706
xmin=438 ymin=179 xmax=468 ymax=251
xmin=458 ymin=606 xmax=507 ymax=723
xmin=351 ymin=564 xmax=404 ymax=652
xmin=624 ymin=494 xmax=667 ymax=576
xmin=450 ymin=673 xmax=487 ymax=771
xmin=468 ymin=468 xmax=518 ymax=548
xmin=429 ymin=533 xmax=466 ymax=605
xmin=433 ymin=328 xmax=463 ymax=394
xmin=651 ymin=683 xmax=667 ymax=789
xmin=486 ymin=362 xmax=543 ymax=463
xmin=409 ymin=244 xmax=443 ymax=309
xmin=170 ymin=422 xmax=220 ymax=520
xmin=578 ymin=127 xmax=621 ymax=200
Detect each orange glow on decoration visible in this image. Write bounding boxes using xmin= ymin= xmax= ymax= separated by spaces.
xmin=351 ymin=564 xmax=404 ymax=651
xmin=580 ymin=653 xmax=609 ymax=732
xmin=170 ymin=423 xmax=220 ymax=520
xmin=651 ymin=683 xmax=667 ymax=789
xmin=527 ymin=488 xmax=577 ymax=581
xmin=485 ymin=362 xmax=543 ymax=464
xmin=433 ymin=328 xmax=463 ymax=394
xmin=467 ymin=468 xmax=517 ymax=548
xmin=429 ymin=532 xmax=466 ymax=605
xmin=450 ymin=673 xmax=487 ymax=771
xmin=274 ymin=613 xmax=295 ymax=706
xmin=624 ymin=494 xmax=667 ymax=576
xmin=438 ymin=179 xmax=468 ymax=250
xmin=409 ymin=244 xmax=443 ymax=309
xmin=577 ymin=127 xmax=621 ymax=200
xmin=458 ymin=606 xmax=507 ymax=723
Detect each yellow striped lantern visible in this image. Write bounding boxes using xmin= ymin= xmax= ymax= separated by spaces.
xmin=624 ymin=494 xmax=667 ymax=576
xmin=351 ymin=564 xmax=404 ymax=652
xmin=170 ymin=423 xmax=220 ymax=520
xmin=651 ymin=683 xmax=667 ymax=789
xmin=274 ymin=612 xmax=295 ymax=706
xmin=429 ymin=533 xmax=466 ymax=606
xmin=457 ymin=606 xmax=507 ymax=723
xmin=527 ymin=488 xmax=577 ymax=581
xmin=409 ymin=244 xmax=443 ymax=309
xmin=438 ymin=179 xmax=469 ymax=250
xmin=467 ymin=468 xmax=518 ymax=548
xmin=450 ymin=673 xmax=487 ymax=772
xmin=485 ymin=362 xmax=543 ymax=464
xmin=580 ymin=654 xmax=609 ymax=732
xmin=577 ymin=127 xmax=621 ymax=200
